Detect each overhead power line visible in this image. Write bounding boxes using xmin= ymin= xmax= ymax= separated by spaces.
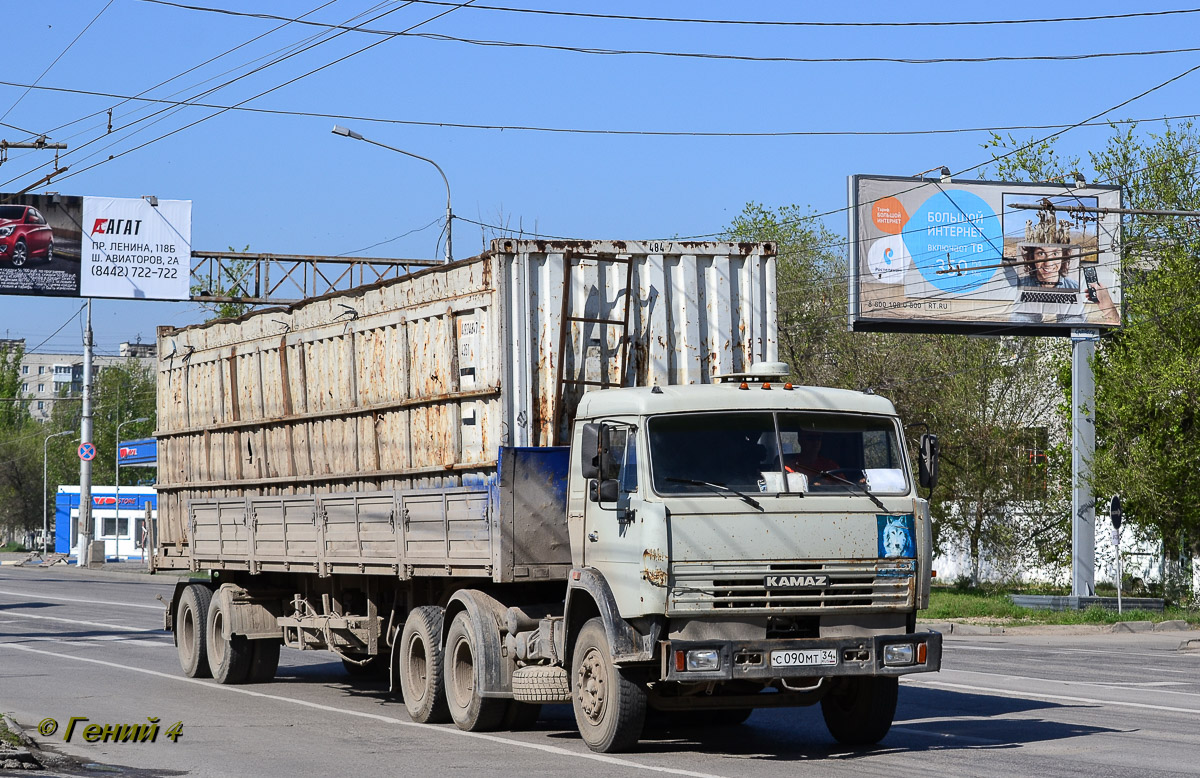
xmin=136 ymin=0 xmax=1200 ymax=29
xmin=3 ymin=79 xmax=1198 ymax=140
xmin=123 ymin=2 xmax=1200 ymax=66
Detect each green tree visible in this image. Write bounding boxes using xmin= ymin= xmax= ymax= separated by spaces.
xmin=1087 ymin=122 xmax=1200 ymax=599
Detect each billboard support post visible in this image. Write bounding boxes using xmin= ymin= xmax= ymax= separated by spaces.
xmin=1071 ymin=332 xmax=1097 ymax=597
xmin=78 ymin=299 xmax=94 ymax=567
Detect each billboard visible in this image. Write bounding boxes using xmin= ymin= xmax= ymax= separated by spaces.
xmin=0 ymin=193 xmax=190 ymax=300
xmin=849 ymin=175 xmax=1122 ymax=335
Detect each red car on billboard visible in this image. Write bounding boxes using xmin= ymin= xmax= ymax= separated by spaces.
xmin=0 ymin=204 xmax=54 ymax=266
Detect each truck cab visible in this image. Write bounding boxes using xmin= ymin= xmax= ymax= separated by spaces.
xmin=561 ymin=362 xmax=942 ymax=748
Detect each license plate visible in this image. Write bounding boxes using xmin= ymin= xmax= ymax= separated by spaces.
xmin=770 ymin=649 xmax=838 ymax=667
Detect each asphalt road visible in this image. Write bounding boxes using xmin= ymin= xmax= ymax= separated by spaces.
xmin=2 ymin=563 xmax=1198 ymax=778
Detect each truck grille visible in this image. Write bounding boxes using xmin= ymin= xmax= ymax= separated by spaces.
xmin=668 ymin=560 xmax=915 ymax=614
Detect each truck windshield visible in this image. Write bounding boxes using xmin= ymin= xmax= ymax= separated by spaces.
xmin=648 ymin=411 xmax=908 ymax=496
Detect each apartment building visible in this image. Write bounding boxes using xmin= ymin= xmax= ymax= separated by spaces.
xmin=1 ymin=338 xmax=156 ymax=423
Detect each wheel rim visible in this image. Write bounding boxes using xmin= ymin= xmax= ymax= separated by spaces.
xmin=180 ymin=604 xmax=195 ymax=658
xmin=211 ymin=608 xmax=226 ymax=665
xmin=451 ymin=636 xmax=474 ymax=707
xmin=576 ymin=647 xmax=608 ymax=725
xmin=12 ymin=242 xmax=26 ymax=266
xmin=406 ymin=635 xmax=428 ymax=702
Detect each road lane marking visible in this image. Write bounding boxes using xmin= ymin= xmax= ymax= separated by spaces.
xmin=0 ymin=642 xmax=731 ymax=778
xmin=0 ymin=610 xmax=161 ymax=633
xmin=939 ymin=668 xmax=1200 ymax=699
xmin=0 ymin=588 xmax=165 ymax=610
xmin=909 ymin=678 xmax=1200 ymax=714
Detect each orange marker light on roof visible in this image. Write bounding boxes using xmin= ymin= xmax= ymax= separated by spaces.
xmin=739 ymin=381 xmax=749 ymax=390
xmin=784 ymin=383 xmax=794 ymax=390
xmin=762 ymin=382 xmax=771 ymax=390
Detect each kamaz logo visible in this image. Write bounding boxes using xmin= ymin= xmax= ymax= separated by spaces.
xmin=764 ymin=574 xmax=828 ymax=589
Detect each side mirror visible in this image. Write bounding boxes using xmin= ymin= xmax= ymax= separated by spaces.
xmin=589 ymin=479 xmax=620 ymax=503
xmin=918 ymin=433 xmax=939 ymax=490
xmin=581 ymin=423 xmax=601 ymax=479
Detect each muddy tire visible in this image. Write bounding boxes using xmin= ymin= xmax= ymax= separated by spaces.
xmin=400 ymin=606 xmax=450 ymax=723
xmin=175 ymin=584 xmax=212 ymax=678
xmin=820 ymin=676 xmax=898 ymax=745
xmin=444 ymin=611 xmax=507 ymax=731
xmin=205 ymin=587 xmax=253 ymax=684
xmin=247 ymin=639 xmax=281 ymax=683
xmin=571 ymin=618 xmax=646 ymax=753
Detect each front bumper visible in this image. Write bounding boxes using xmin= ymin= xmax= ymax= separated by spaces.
xmin=660 ymin=630 xmax=942 ymax=682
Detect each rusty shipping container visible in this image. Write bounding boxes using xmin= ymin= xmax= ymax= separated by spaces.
xmin=154 ymin=239 xmax=776 ymax=572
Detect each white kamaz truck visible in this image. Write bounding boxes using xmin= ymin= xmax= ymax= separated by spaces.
xmin=154 ymin=240 xmax=942 ymax=752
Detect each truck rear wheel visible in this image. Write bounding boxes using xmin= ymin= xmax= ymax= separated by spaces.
xmin=175 ymin=584 xmax=212 ymax=678
xmin=571 ymin=618 xmax=646 ymax=753
xmin=400 ymin=606 xmax=450 ymax=723
xmin=820 ymin=676 xmax=898 ymax=746
xmin=206 ymin=587 xmax=253 ymax=684
xmin=444 ymin=611 xmax=507 ymax=731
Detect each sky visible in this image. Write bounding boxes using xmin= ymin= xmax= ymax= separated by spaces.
xmin=2 ymin=0 xmax=1198 ymax=355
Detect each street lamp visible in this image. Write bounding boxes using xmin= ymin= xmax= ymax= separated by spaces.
xmin=331 ymin=125 xmax=453 ymax=264
xmin=115 ymin=417 xmax=149 ymax=560
xmin=43 ymin=430 xmax=74 ymax=557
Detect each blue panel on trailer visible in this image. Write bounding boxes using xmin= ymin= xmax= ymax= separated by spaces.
xmin=499 ymin=446 xmax=569 ymax=506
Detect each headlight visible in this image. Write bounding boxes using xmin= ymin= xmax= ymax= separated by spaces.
xmin=0 ymin=226 xmax=14 ymax=237
xmin=685 ymin=648 xmax=721 ymax=671
xmin=883 ymin=643 xmax=914 ymax=666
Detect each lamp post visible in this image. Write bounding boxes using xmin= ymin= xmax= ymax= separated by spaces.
xmin=331 ymin=125 xmax=453 ymax=264
xmin=43 ymin=430 xmax=74 ymax=556
xmin=115 ymin=417 xmax=149 ymax=560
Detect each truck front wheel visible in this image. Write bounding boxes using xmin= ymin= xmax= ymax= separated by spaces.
xmin=571 ymin=618 xmax=646 ymax=753
xmin=399 ymin=606 xmax=450 ymax=723
xmin=820 ymin=676 xmax=898 ymax=746
xmin=444 ymin=611 xmax=506 ymax=731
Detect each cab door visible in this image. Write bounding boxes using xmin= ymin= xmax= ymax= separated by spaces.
xmin=581 ymin=420 xmax=653 ymax=615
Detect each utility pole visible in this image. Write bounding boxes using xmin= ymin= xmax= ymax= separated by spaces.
xmin=78 ymin=300 xmax=94 ymax=567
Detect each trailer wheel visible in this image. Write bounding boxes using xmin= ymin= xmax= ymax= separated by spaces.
xmin=175 ymin=584 xmax=212 ymax=678
xmin=571 ymin=618 xmax=647 ymax=753
xmin=205 ymin=587 xmax=253 ymax=684
xmin=247 ymin=640 xmax=281 ymax=683
xmin=444 ymin=611 xmax=507 ymax=731
xmin=820 ymin=676 xmax=898 ymax=746
xmin=400 ymin=606 xmax=450 ymax=723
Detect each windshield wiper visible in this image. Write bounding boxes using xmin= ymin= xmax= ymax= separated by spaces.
xmin=818 ymin=470 xmax=888 ymax=511
xmin=666 ymin=477 xmax=764 ymax=512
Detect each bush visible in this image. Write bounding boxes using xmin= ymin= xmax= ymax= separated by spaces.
xmin=0 ymin=542 xmax=28 ymax=553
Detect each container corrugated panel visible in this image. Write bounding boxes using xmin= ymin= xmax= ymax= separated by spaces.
xmin=154 ymin=239 xmax=775 ymax=562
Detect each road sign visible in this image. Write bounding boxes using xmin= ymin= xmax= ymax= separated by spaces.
xmin=78 ymin=443 xmax=96 ymax=461
xmin=1110 ymin=494 xmax=1123 ymax=531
